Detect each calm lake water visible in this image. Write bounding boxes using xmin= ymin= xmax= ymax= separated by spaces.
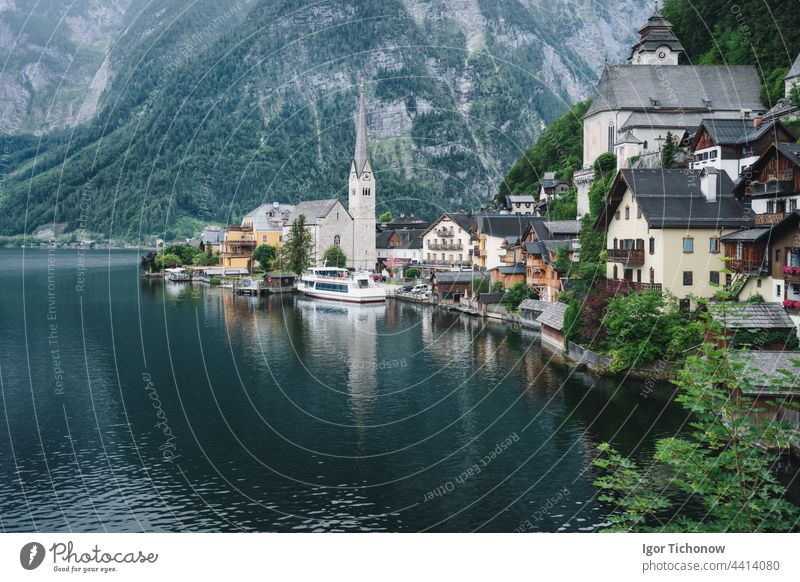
xmin=0 ymin=248 xmax=695 ymax=532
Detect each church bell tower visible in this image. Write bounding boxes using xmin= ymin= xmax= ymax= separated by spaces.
xmin=629 ymin=2 xmax=684 ymax=65
xmin=348 ymin=80 xmax=377 ymax=271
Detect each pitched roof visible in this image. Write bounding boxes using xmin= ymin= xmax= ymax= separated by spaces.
xmin=243 ymin=202 xmax=295 ymax=231
xmin=734 ymin=143 xmax=800 ymax=195
xmin=597 ymin=169 xmax=752 ymax=229
xmin=736 ymin=351 xmax=800 ymax=392
xmin=543 ymin=220 xmax=580 ymax=235
xmin=494 ymin=263 xmax=525 ymax=275
xmin=692 ymin=117 xmax=791 ymax=149
xmin=475 ymin=214 xmax=532 ymax=238
xmin=709 ymin=302 xmax=795 ymax=330
xmin=720 ymin=228 xmax=770 ymax=242
xmin=432 ymin=271 xmax=488 ymax=284
xmin=586 ymin=65 xmax=764 ymax=117
xmin=629 ymin=8 xmax=684 ymax=61
xmin=476 ymin=292 xmax=504 ymax=304
xmin=519 ymin=299 xmax=550 ymax=313
xmin=620 ymin=111 xmax=708 ymax=131
xmin=293 ymin=199 xmax=342 ymax=225
xmin=787 ymin=54 xmax=800 ymax=80
xmin=540 ymin=179 xmax=567 ymax=189
xmin=615 ymin=130 xmax=643 ymax=146
xmin=353 ymin=80 xmax=370 ymax=176
xmin=536 ymin=301 xmax=568 ymax=331
xmin=507 ymin=194 xmax=537 ymax=203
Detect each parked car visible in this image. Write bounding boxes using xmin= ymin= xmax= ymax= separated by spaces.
xmin=400 ymin=284 xmax=415 ymax=292
xmin=410 ymin=284 xmax=430 ymax=295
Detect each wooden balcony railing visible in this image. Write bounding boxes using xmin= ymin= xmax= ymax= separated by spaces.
xmin=729 ymin=258 xmax=768 ymax=274
xmin=754 ymin=213 xmax=787 ymax=225
xmin=607 ymin=248 xmax=645 ymax=264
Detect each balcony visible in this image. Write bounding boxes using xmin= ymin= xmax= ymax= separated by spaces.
xmin=607 ymin=248 xmax=645 ymax=265
xmin=754 ymin=213 xmax=787 ymax=226
xmin=728 ymin=258 xmax=768 ymax=275
xmin=435 ymin=228 xmax=455 ymax=237
xmin=747 ymin=180 xmax=794 ymax=197
xmin=783 ymin=265 xmax=800 ymax=283
xmin=428 ymin=243 xmax=464 ymax=251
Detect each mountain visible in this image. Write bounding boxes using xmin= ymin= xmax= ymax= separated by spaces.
xmin=0 ymin=0 xmax=649 ymax=240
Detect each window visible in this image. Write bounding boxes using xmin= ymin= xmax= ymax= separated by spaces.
xmin=757 ymin=278 xmax=762 ymax=288
xmin=608 ymin=124 xmax=615 ymax=152
xmin=767 ymin=200 xmax=775 ymax=213
xmin=613 ymin=265 xmax=618 ymax=280
xmin=649 ymin=267 xmax=655 ymax=284
xmin=263 ymin=235 xmax=267 ymax=242
xmin=776 ymin=284 xmax=782 ymax=298
xmin=649 ymin=237 xmax=655 ymax=255
xmin=334 ymin=235 xmax=341 ymax=247
xmin=776 ymin=249 xmax=782 ymax=263
xmin=637 ymin=206 xmax=642 ymax=219
xmin=709 ymin=238 xmax=720 ymax=253
xmin=683 ymin=271 xmax=693 ymax=285
xmin=683 ymin=237 xmax=694 ymax=253
xmin=362 ymin=187 xmax=371 ymax=196
xmin=615 ymin=210 xmax=621 ymax=220
xmin=643 ymin=140 xmax=648 ymax=150
xmin=351 ymin=189 xmax=355 ymax=197
xmin=624 ymin=205 xmax=630 ymax=220
xmin=636 ymin=269 xmax=642 ymax=283
xmin=791 ymin=199 xmax=798 ymax=211
xmin=613 ymin=238 xmax=618 ymax=249
xmin=709 ymin=271 xmax=720 ymax=285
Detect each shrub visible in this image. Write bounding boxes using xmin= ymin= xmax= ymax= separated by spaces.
xmin=405 ymin=267 xmax=421 ymax=279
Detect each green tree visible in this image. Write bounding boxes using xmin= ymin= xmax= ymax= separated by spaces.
xmin=594 ymin=321 xmax=800 ymax=532
xmin=490 ymin=281 xmax=504 ymax=293
xmin=322 ymin=244 xmax=348 ymax=268
xmin=252 ymin=244 xmax=277 ymax=270
xmin=470 ymin=277 xmax=490 ymax=294
xmin=405 ymin=267 xmax=421 ymax=279
xmin=378 ymin=211 xmax=393 ymax=223
xmin=546 ymin=187 xmax=577 ymax=220
xmin=154 ymin=253 xmax=182 ymax=270
xmin=277 ymin=215 xmax=314 ymax=274
xmin=501 ymin=281 xmax=530 ymax=310
xmin=660 ymin=130 xmax=678 ymax=169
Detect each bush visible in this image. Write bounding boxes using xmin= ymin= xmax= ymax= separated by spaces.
xmin=252 ymin=244 xmax=277 ymax=269
xmin=470 ymin=277 xmax=490 ymax=294
xmin=490 ymin=281 xmax=504 ymax=293
xmin=501 ymin=281 xmax=530 ymax=311
xmin=322 ymin=245 xmax=347 ymax=268
xmin=405 ymin=267 xmax=421 ymax=279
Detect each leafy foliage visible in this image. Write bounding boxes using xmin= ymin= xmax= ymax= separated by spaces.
xmin=497 ymin=100 xmax=590 ymax=204
xmin=405 ymin=267 xmax=421 ymax=279
xmin=545 ymin=187 xmax=577 ymax=220
xmin=322 ymin=244 xmax=348 ymax=268
xmin=378 ymin=211 xmax=393 ymax=223
xmin=470 ymin=277 xmax=490 ymax=294
xmin=500 ymin=281 xmax=530 ymax=310
xmin=276 ymin=215 xmax=314 ymax=274
xmin=252 ymin=244 xmax=277 ymax=270
xmin=594 ymin=317 xmax=800 ymax=532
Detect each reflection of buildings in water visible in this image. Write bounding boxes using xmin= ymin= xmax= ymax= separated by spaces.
xmin=296 ymin=299 xmax=383 ymax=428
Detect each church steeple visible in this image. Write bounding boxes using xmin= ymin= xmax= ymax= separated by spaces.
xmin=629 ymin=1 xmax=684 ymax=65
xmin=353 ymin=79 xmax=370 ymax=177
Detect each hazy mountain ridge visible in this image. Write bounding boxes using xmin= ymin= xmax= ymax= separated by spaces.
xmin=0 ymin=0 xmax=648 ymax=238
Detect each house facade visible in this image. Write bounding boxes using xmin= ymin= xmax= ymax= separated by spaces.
xmin=221 ymin=226 xmax=257 ymax=269
xmin=241 ymin=202 xmax=294 ymax=247
xmin=422 ymin=213 xmax=474 ymax=268
xmin=597 ymin=169 xmax=752 ymax=299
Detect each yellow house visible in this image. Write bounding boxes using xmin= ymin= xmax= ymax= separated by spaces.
xmin=241 ymin=202 xmax=293 ymax=247
xmin=596 ymin=169 xmax=753 ymax=299
xmin=220 ymin=226 xmax=256 ymax=269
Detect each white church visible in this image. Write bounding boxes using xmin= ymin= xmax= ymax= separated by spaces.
xmin=574 ymin=5 xmax=765 ymax=217
xmin=282 ymin=80 xmax=377 ymax=270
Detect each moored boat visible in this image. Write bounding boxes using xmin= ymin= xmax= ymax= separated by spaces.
xmin=299 ymin=267 xmax=385 ymax=303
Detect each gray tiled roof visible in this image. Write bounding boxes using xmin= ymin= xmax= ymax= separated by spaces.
xmin=543 ymin=220 xmax=580 ymax=235
xmin=709 ymin=302 xmax=795 ymax=330
xmin=586 ymin=65 xmax=764 ymax=117
xmin=787 ymin=54 xmax=800 ymax=80
xmin=620 ymin=111 xmax=709 ymax=131
xmin=720 ymin=228 xmax=770 ymax=242
xmin=508 ymin=195 xmax=536 ymax=203
xmin=432 ymin=271 xmax=488 ymax=284
xmin=536 ymin=301 xmax=568 ymax=331
xmin=495 ymin=263 xmax=525 ymax=275
xmin=696 ymin=117 xmax=787 ymax=146
xmin=477 ymin=292 xmax=504 ymax=304
xmin=606 ymin=169 xmax=752 ymax=229
xmin=293 ymin=199 xmax=342 ymax=225
xmin=519 ymin=299 xmax=550 ymax=313
xmin=476 ymin=214 xmax=532 ymax=238
xmin=736 ymin=351 xmax=800 ymax=391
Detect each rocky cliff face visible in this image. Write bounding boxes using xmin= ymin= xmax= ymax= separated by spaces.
xmin=0 ymin=0 xmax=649 ymax=237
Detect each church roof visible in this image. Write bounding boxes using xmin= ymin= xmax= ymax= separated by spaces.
xmin=293 ymin=199 xmax=344 ymax=225
xmin=787 ymin=53 xmax=800 ymax=80
xmin=630 ymin=5 xmax=684 ymax=61
xmin=620 ymin=111 xmax=709 ymax=131
xmin=585 ymin=65 xmax=764 ymax=117
xmin=353 ymin=80 xmax=370 ymax=176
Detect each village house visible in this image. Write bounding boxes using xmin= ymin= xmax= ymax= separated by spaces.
xmin=519 ymin=299 xmax=550 ymax=328
xmin=523 ymin=239 xmax=574 ymax=302
xmin=220 ymin=225 xmax=257 ymax=269
xmin=376 ymin=228 xmax=425 ymax=276
xmin=421 ymin=213 xmax=474 ymax=269
xmin=689 ymin=117 xmax=795 ymax=181
xmin=504 ymin=194 xmax=538 ymax=215
xmin=536 ymin=301 xmax=568 ymax=351
xmin=200 ymin=226 xmax=222 ymax=254
xmin=539 ymin=172 xmax=570 ymax=202
xmin=241 ymin=202 xmax=294 ymax=247
xmin=473 ymin=214 xmax=532 ymax=271
xmin=575 ymin=7 xmax=764 ymax=217
xmin=596 ymin=168 xmax=752 ymax=299
xmin=708 ymin=302 xmax=798 ymax=350
xmin=430 ymin=271 xmax=488 ymax=304
xmin=733 ymin=142 xmax=800 ymax=220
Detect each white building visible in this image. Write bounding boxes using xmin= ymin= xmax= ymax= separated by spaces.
xmin=421 ymin=213 xmax=474 ymax=268
xmin=575 ymin=6 xmax=764 ymax=217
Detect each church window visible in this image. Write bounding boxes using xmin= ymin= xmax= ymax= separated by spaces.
xmin=362 ymin=188 xmax=371 ymax=196
xmin=351 ymin=189 xmax=355 ymax=197
xmin=608 ymin=124 xmax=615 ymax=152
xmin=642 ymin=140 xmax=648 ymax=150
xmin=334 ymin=235 xmax=341 ymax=247
xmin=624 ymin=205 xmax=630 ymax=220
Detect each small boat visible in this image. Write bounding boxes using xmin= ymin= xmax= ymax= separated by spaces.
xmin=299 ymin=267 xmax=385 ymax=303
xmin=164 ymin=267 xmax=191 ymax=282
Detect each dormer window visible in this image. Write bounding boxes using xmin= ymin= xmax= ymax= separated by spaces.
xmin=649 ymin=97 xmax=660 ymax=107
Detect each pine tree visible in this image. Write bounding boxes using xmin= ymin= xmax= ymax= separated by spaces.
xmin=277 ymin=215 xmax=314 ymax=274
xmin=661 ymin=131 xmax=677 ymax=169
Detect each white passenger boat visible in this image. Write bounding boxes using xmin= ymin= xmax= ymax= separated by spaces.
xmin=299 ymin=267 xmax=385 ymax=303
xmin=164 ymin=267 xmax=191 ymax=282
